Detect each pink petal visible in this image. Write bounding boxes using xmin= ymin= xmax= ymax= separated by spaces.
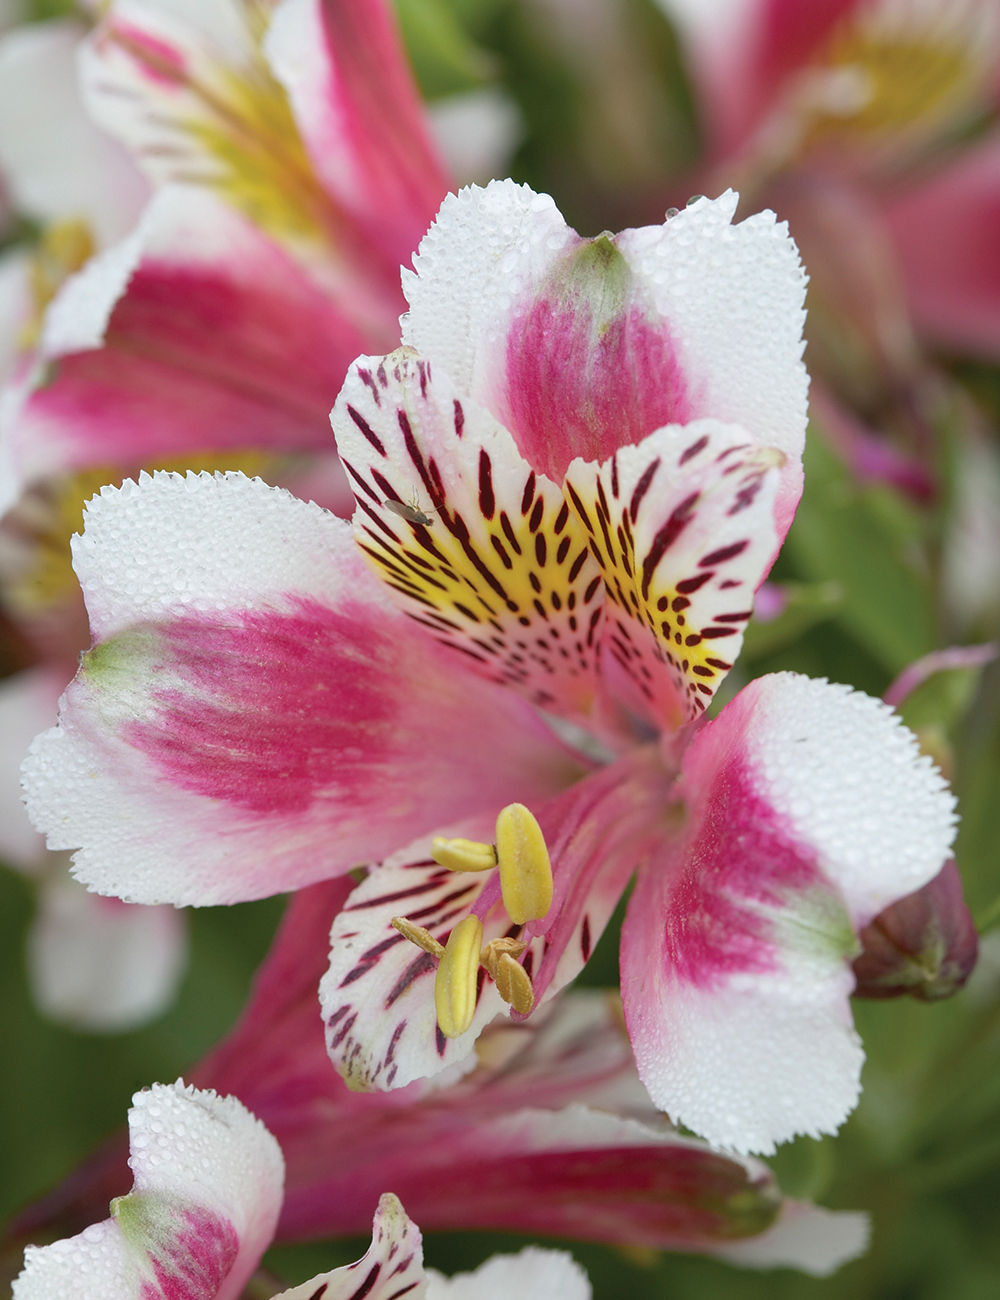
xmin=564 ymin=418 xmax=785 ymax=732
xmin=265 ymin=0 xmax=450 ymax=272
xmin=4 ymin=185 xmax=374 ymax=506
xmin=22 ymin=472 xmax=583 ymax=906
xmin=883 ymin=133 xmax=1000 ymax=359
xmin=332 ymin=348 xmax=603 ymax=720
xmin=621 ymin=672 xmax=957 ymax=1153
xmin=402 ymin=185 xmax=808 ymax=486
xmin=12 ymin=1081 xmax=283 ymax=1300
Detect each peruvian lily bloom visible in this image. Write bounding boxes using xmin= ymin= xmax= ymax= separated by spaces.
xmin=659 ymin=0 xmax=1000 ymax=363
xmin=0 ymin=0 xmax=449 ymax=513
xmin=23 ymin=182 xmax=958 ymax=1156
xmin=7 ymin=879 xmax=869 ymax=1278
xmin=10 ymin=1078 xmax=593 ymax=1300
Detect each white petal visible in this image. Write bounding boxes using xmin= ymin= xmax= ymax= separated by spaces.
xmin=0 ymin=19 xmax=148 ymax=245
xmin=0 ymin=666 xmax=63 ymax=870
xmin=712 ymin=1202 xmax=871 ymax=1277
xmin=427 ymin=88 xmax=524 ymax=187
xmin=12 ymin=1080 xmax=284 ymax=1300
xmin=28 ymin=868 xmax=187 ymax=1032
xmin=426 ymin=1247 xmax=591 ymax=1300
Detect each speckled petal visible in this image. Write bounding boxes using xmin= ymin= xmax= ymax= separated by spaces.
xmin=332 ymin=348 xmax=603 ymax=719
xmin=565 ymin=418 xmax=782 ymax=731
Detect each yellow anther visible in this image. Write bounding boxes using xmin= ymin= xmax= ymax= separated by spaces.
xmin=431 ymin=836 xmax=498 ymax=872
xmin=479 ymin=937 xmax=528 ymax=981
xmin=434 ymin=915 xmax=484 ymax=1039
xmin=494 ymin=952 xmax=535 ymax=1016
xmin=495 ymin=803 xmax=553 ymax=925
xmin=391 ymin=916 xmax=444 ymax=959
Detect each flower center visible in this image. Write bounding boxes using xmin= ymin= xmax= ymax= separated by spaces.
xmin=392 ymin=802 xmax=554 ymax=1037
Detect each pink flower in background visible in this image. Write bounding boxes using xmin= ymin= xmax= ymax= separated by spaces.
xmin=23 ymin=181 xmax=958 ymax=1155
xmin=8 ymin=880 xmax=869 ymax=1279
xmin=660 ymin=0 xmax=1000 ymax=361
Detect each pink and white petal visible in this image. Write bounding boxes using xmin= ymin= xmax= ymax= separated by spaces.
xmin=0 ymin=19 xmax=148 ymax=246
xmin=274 ymin=1194 xmax=427 ymax=1300
xmin=28 ymin=867 xmax=188 ymax=1032
xmin=565 ymin=419 xmax=783 ymax=732
xmin=3 ymin=183 xmax=372 ymax=510
xmin=0 ymin=665 xmax=65 ymax=870
xmin=12 ymin=1079 xmax=283 ymax=1300
xmin=22 ymin=471 xmax=583 ymax=906
xmin=264 ymin=0 xmax=449 ymax=270
xmin=425 ymin=1247 xmax=590 ymax=1300
xmin=332 ymin=348 xmax=603 ymax=719
xmin=321 ymin=828 xmax=533 ymax=1091
xmin=620 ymin=671 xmax=957 ymax=1153
xmin=402 ymin=184 xmax=808 ymax=491
xmin=711 ymin=1201 xmax=870 ymax=1278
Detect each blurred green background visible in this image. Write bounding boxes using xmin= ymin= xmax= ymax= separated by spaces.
xmin=2 ymin=0 xmax=1000 ymax=1296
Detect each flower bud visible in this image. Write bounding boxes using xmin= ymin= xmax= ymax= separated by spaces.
xmin=852 ymin=859 xmax=978 ymax=1001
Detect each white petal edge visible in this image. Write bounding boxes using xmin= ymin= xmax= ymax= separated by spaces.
xmin=712 ymin=1202 xmax=871 ymax=1278
xmin=28 ymin=869 xmax=188 ymax=1032
xmin=0 ymin=665 xmax=64 ymax=870
xmin=736 ymin=672 xmax=958 ymax=925
xmin=426 ymin=1247 xmax=591 ymax=1300
xmin=12 ymin=1080 xmax=284 ymax=1300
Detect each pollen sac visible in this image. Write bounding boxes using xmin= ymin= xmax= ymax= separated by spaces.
xmin=431 ymin=836 xmax=498 ymax=873
xmin=435 ymin=915 xmax=484 ymax=1038
xmin=495 ymin=803 xmax=553 ymax=925
xmin=494 ymin=951 xmax=535 ymax=1015
xmin=391 ymin=916 xmax=445 ymax=958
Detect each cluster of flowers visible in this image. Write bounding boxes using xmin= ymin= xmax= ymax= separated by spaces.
xmin=0 ymin=0 xmax=991 ymax=1296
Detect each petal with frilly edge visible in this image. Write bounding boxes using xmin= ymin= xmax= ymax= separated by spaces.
xmin=11 ymin=1080 xmax=283 ymax=1300
xmin=22 ymin=472 xmax=584 ymax=906
xmin=2 ymin=184 xmax=375 ymax=516
xmin=565 ymin=419 xmax=782 ymax=731
xmin=332 ymin=347 xmax=603 ymax=719
xmin=621 ymin=671 xmax=958 ymax=1153
xmin=401 ymin=182 xmax=808 ymax=508
xmin=425 ymin=1247 xmax=591 ymax=1300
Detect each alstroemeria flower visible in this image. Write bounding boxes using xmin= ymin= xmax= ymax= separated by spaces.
xmin=7 ymin=881 xmax=870 ymax=1278
xmin=0 ymin=0 xmax=449 ymax=511
xmin=660 ymin=0 xmax=1000 ymax=362
xmin=10 ymin=1078 xmax=592 ymax=1300
xmin=23 ymin=182 xmax=958 ymax=1154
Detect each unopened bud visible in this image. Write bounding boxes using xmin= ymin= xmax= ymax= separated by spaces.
xmin=495 ymin=803 xmax=553 ymax=925
xmin=435 ymin=915 xmax=484 ymax=1037
xmin=431 ymin=836 xmax=497 ymax=872
xmin=853 ymin=859 xmax=978 ymax=1002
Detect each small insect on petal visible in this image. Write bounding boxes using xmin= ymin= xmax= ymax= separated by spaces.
xmin=435 ymin=915 xmax=484 ymax=1038
xmin=431 ymin=836 xmax=498 ymax=872
xmin=391 ymin=916 xmax=445 ymax=958
xmin=494 ymin=951 xmax=535 ymax=1015
xmin=495 ymin=803 xmax=553 ymax=925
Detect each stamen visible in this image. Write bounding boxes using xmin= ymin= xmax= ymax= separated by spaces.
xmin=391 ymin=916 xmax=445 ymax=958
xmin=431 ymin=836 xmax=498 ymax=872
xmin=479 ymin=937 xmax=528 ymax=980
xmin=435 ymin=916 xmax=484 ymax=1038
xmin=494 ymin=952 xmax=535 ymax=1016
xmin=495 ymin=803 xmax=554 ymax=925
